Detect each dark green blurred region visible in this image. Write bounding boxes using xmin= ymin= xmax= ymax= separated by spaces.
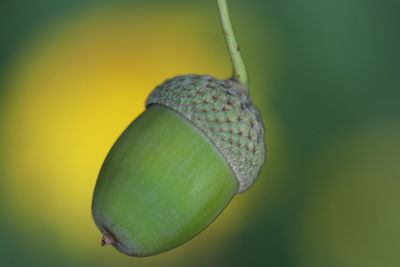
xmin=227 ymin=1 xmax=400 ymax=266
xmin=1 ymin=0 xmax=400 ymax=266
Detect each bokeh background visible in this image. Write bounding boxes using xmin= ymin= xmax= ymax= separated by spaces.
xmin=1 ymin=0 xmax=399 ymax=266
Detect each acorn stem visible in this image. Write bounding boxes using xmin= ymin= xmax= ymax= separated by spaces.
xmin=217 ymin=0 xmax=249 ymax=90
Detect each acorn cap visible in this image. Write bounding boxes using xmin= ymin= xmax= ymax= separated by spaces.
xmin=147 ymin=74 xmax=265 ymax=193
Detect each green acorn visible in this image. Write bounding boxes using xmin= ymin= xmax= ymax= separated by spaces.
xmin=92 ymin=0 xmax=265 ymax=257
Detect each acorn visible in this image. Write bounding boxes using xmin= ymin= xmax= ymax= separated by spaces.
xmin=92 ymin=0 xmax=265 ymax=257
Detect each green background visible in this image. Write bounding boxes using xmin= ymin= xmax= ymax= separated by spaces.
xmin=1 ymin=0 xmax=399 ymax=266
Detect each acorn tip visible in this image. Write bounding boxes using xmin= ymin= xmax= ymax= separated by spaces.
xmin=101 ymin=232 xmax=115 ymax=246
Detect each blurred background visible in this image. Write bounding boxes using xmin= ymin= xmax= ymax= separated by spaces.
xmin=0 ymin=0 xmax=399 ymax=266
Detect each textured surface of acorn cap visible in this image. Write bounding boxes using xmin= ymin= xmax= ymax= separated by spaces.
xmin=146 ymin=74 xmax=265 ymax=193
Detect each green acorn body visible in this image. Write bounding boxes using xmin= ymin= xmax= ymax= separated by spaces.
xmin=92 ymin=0 xmax=266 ymax=257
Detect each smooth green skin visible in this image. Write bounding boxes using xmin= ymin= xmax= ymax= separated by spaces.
xmin=92 ymin=104 xmax=238 ymax=256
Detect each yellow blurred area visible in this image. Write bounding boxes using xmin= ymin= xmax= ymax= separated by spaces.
xmin=0 ymin=4 xmax=264 ymax=264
